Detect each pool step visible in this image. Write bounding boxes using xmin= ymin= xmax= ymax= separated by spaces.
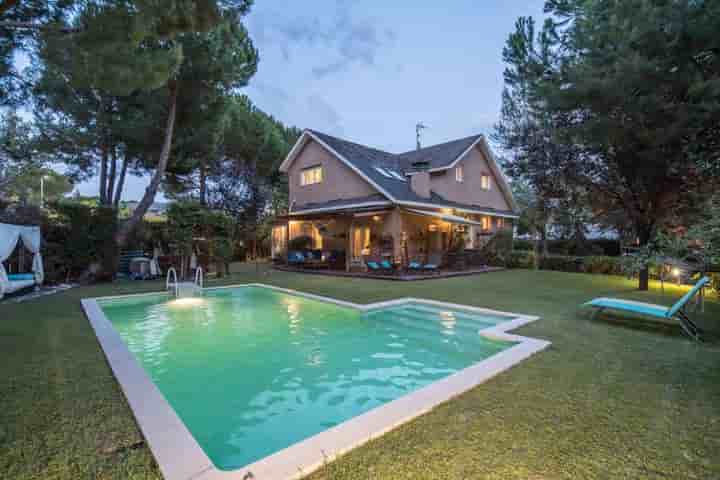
xmin=368 ymin=305 xmax=499 ymax=331
xmin=365 ymin=307 xmax=496 ymax=338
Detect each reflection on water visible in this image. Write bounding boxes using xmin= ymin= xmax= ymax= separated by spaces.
xmin=100 ymin=287 xmax=513 ymax=471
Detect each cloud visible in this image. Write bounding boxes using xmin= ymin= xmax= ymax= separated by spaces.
xmin=249 ymin=0 xmax=395 ymax=78
xmin=305 ymin=94 xmax=344 ymax=135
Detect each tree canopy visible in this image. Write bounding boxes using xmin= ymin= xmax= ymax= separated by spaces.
xmin=497 ymin=0 xmax=720 ymax=289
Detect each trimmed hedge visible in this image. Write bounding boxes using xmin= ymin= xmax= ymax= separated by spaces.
xmin=506 ymin=252 xmax=624 ymax=276
xmin=512 ymin=239 xmax=621 ymax=256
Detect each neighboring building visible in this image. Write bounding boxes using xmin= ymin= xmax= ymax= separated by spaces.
xmin=124 ymin=201 xmax=170 ymax=221
xmin=273 ymin=129 xmax=518 ymax=269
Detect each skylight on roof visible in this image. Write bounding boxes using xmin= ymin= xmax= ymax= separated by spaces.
xmin=373 ymin=165 xmax=406 ymax=182
xmin=388 ymin=170 xmax=406 ymax=181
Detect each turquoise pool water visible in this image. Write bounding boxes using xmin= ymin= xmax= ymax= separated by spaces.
xmin=99 ymin=286 xmax=515 ymax=470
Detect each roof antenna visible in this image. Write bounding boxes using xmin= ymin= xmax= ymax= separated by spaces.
xmin=416 ymin=122 xmax=428 ymax=150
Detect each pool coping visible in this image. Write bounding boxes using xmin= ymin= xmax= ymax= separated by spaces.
xmin=81 ymin=283 xmax=551 ymax=480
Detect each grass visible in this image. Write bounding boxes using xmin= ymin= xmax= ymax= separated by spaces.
xmin=1 ymin=265 xmax=719 ymax=479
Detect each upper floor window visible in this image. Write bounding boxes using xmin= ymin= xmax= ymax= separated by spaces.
xmin=455 ymin=166 xmax=464 ymax=182
xmin=300 ymin=165 xmax=323 ymax=186
xmin=481 ymin=216 xmax=491 ymax=231
xmin=481 ymin=174 xmax=491 ymax=190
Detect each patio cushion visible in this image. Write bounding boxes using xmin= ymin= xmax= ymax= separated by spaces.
xmin=408 ymin=261 xmax=422 ymax=269
xmin=8 ymin=273 xmax=34 ymax=281
xmin=380 ymin=260 xmax=393 ymax=269
xmin=367 ymin=261 xmax=380 ymax=270
xmin=585 ymin=297 xmax=669 ymax=318
xmin=288 ymin=251 xmax=305 ymax=263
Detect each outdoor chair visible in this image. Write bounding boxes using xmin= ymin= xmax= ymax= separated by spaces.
xmin=366 ymin=260 xmax=393 ymax=275
xmin=379 ymin=260 xmax=396 ymax=273
xmin=287 ymin=251 xmax=306 ymax=266
xmin=583 ymin=276 xmax=709 ymax=341
xmin=407 ymin=259 xmax=423 ymax=271
xmin=422 ymin=253 xmax=443 ymax=273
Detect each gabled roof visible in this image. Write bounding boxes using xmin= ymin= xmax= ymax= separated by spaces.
xmin=279 ymin=129 xmax=518 ymax=215
xmin=396 ymin=134 xmax=482 ymax=171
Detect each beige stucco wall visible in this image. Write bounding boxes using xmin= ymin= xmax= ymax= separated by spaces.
xmin=429 ymin=146 xmax=511 ymax=211
xmin=287 ymin=140 xmax=379 ymax=208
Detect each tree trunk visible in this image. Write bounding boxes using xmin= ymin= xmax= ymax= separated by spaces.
xmin=637 ymin=225 xmax=653 ymax=291
xmin=99 ymin=144 xmax=108 ymax=204
xmin=113 ymin=155 xmax=128 ymax=207
xmin=199 ymin=160 xmax=207 ymax=206
xmin=115 ymin=80 xmax=178 ymax=247
xmin=107 ymin=145 xmax=117 ymax=205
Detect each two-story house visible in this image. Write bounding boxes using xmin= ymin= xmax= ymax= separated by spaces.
xmin=272 ymin=129 xmax=518 ymax=270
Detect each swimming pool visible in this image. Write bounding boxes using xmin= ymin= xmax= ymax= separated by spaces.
xmin=84 ymin=284 xmax=549 ymax=480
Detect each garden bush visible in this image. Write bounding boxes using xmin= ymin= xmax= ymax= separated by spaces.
xmin=512 ymin=239 xmax=534 ymax=251
xmin=505 ymin=252 xmax=623 ymax=276
xmin=583 ymin=255 xmax=623 ymax=275
xmin=506 ymin=250 xmax=536 ymax=269
xmin=539 ymin=255 xmax=584 ymax=272
xmin=288 ymin=235 xmax=313 ymax=251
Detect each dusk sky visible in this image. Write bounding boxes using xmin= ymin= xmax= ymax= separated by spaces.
xmin=74 ymin=0 xmax=547 ymax=200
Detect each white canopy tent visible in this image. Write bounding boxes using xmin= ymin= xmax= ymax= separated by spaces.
xmin=0 ymin=223 xmax=44 ymax=298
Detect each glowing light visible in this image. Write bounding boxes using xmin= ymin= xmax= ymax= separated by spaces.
xmin=672 ymin=268 xmax=681 ymax=277
xmin=372 ymin=215 xmax=381 ymax=221
xmin=167 ymin=297 xmax=205 ymax=308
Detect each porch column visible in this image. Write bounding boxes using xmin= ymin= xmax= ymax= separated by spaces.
xmin=346 ymin=221 xmax=353 ymax=272
xmin=284 ymin=220 xmax=289 ymax=264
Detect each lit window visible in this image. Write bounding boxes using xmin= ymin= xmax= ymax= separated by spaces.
xmin=481 ymin=174 xmax=491 ymax=190
xmin=455 ymin=166 xmax=464 ymax=182
xmin=481 ymin=216 xmax=491 ymax=230
xmin=300 ymin=166 xmax=323 ymax=186
xmin=496 ymin=217 xmax=504 ymax=228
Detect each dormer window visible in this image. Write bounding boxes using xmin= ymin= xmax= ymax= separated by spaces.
xmin=300 ymin=165 xmax=323 ymax=186
xmin=481 ymin=174 xmax=491 ymax=190
xmin=455 ymin=166 xmax=464 ymax=182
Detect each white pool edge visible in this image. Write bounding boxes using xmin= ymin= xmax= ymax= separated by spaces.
xmin=82 ymin=283 xmax=551 ymax=480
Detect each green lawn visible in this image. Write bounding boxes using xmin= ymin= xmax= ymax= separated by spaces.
xmin=2 ymin=266 xmax=719 ymax=479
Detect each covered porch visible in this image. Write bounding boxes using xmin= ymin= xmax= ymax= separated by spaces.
xmin=272 ymin=206 xmax=513 ymax=273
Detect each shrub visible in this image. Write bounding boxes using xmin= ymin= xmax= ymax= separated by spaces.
xmin=506 ymin=250 xmax=536 ymax=269
xmin=539 ymin=255 xmax=584 ymax=272
xmin=583 ymin=256 xmax=623 ymax=275
xmin=479 ymin=230 xmax=513 ymax=266
xmin=288 ymin=235 xmax=313 ymax=251
xmin=512 ymin=239 xmax=534 ymax=251
xmin=710 ymin=273 xmax=720 ymax=294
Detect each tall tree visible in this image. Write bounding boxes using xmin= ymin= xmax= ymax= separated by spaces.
xmin=205 ymin=96 xmax=297 ymax=258
xmin=493 ymin=16 xmax=582 ymax=255
xmin=500 ymin=1 xmax=720 ymax=289
xmin=0 ymin=0 xmax=76 ymax=106
xmin=539 ymin=0 xmax=720 ymax=289
xmin=31 ymin=1 xmax=256 ymax=250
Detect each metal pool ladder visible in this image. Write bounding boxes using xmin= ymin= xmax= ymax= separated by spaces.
xmin=166 ymin=267 xmax=203 ymax=298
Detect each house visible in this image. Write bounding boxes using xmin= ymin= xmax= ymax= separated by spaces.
xmin=272 ymin=129 xmax=518 ymax=270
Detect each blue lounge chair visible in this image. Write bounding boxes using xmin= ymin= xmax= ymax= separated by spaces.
xmin=287 ymin=251 xmax=306 ymax=266
xmin=422 ymin=253 xmax=443 ymax=273
xmin=380 ymin=260 xmax=395 ymax=272
xmin=584 ymin=276 xmax=710 ymax=340
xmin=407 ymin=260 xmax=423 ymax=271
xmin=366 ymin=261 xmax=381 ymax=272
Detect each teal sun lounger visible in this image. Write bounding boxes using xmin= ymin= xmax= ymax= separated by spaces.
xmin=584 ymin=276 xmax=709 ymax=340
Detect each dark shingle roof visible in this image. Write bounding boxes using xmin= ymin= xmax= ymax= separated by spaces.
xmin=292 ymin=194 xmax=389 ymax=213
xmin=305 ymin=129 xmax=515 ymax=214
xmin=396 ymin=134 xmax=482 ymax=170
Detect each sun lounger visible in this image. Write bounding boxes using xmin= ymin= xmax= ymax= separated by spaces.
xmin=584 ymin=276 xmax=710 ymax=340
